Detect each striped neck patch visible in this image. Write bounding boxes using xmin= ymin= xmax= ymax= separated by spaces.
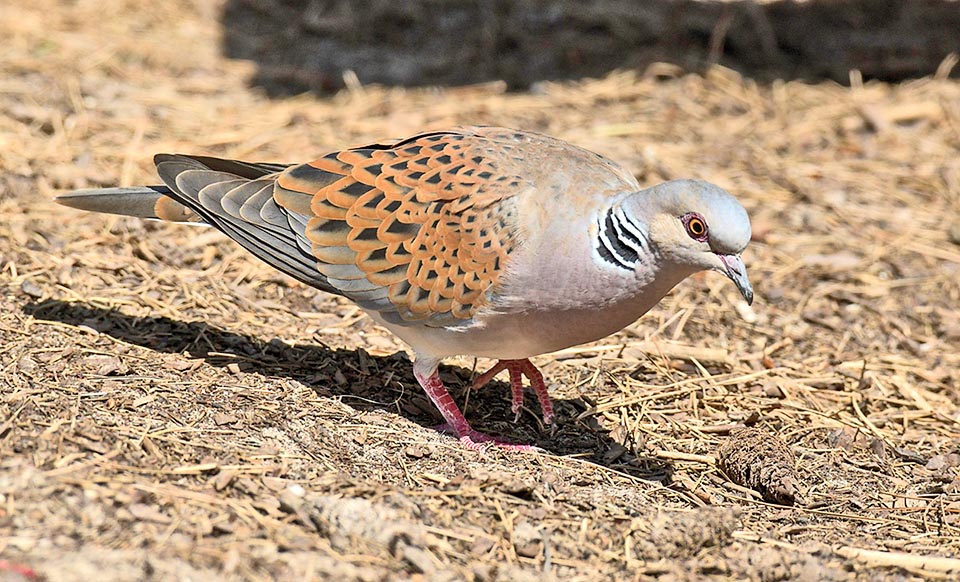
xmin=595 ymin=206 xmax=649 ymax=271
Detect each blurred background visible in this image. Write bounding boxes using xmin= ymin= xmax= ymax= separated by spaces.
xmin=224 ymin=0 xmax=960 ymax=94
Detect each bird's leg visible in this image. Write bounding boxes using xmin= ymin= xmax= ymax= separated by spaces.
xmin=473 ymin=358 xmax=555 ymax=425
xmin=414 ymin=358 xmax=532 ymax=451
xmin=506 ymin=363 xmax=524 ymax=421
xmin=471 ymin=360 xmax=509 ymax=390
xmin=518 ymin=360 xmax=554 ymax=425
xmin=472 ymin=360 xmax=525 ymax=416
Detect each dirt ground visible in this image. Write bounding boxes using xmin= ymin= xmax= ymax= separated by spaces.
xmin=2 ymin=1 xmax=960 ymax=580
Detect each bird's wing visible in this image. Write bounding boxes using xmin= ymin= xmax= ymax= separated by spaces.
xmin=139 ymin=127 xmax=535 ymax=327
xmin=272 ymin=127 xmax=528 ymax=327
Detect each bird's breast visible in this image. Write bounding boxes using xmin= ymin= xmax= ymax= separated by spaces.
xmin=375 ymin=258 xmax=691 ymax=360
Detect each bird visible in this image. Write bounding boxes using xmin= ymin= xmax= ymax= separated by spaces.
xmin=56 ymin=126 xmax=754 ymax=450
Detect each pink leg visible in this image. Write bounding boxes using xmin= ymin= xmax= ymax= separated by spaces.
xmin=473 ymin=359 xmax=555 ymax=425
xmin=507 ymin=362 xmax=524 ymax=421
xmin=471 ymin=360 xmax=509 ymax=389
xmin=473 ymin=360 xmax=526 ymax=418
xmin=414 ymin=361 xmax=533 ymax=451
xmin=519 ymin=360 xmax=554 ymax=425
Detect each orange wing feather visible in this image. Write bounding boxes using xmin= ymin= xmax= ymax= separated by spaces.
xmin=274 ymin=129 xmax=523 ymax=327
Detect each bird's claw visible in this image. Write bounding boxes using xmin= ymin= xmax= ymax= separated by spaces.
xmin=474 ymin=359 xmax=555 ymax=427
xmin=435 ymin=423 xmax=535 ymax=451
xmin=460 ymin=431 xmax=536 ymax=452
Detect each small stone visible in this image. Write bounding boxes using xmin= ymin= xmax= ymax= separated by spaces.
xmin=762 ymin=380 xmax=784 ymax=398
xmin=81 ymin=354 xmax=125 ymax=376
xmin=869 ymin=438 xmax=887 ymax=461
xmin=278 ymin=488 xmax=305 ymax=513
xmin=17 ymin=355 xmax=37 ymax=373
xmin=501 ymin=478 xmax=534 ymax=498
xmin=20 ymin=280 xmax=43 ymax=298
xmin=286 ymin=484 xmax=306 ymax=497
xmin=512 ymin=521 xmax=542 ymax=558
xmin=213 ymin=412 xmax=238 ymax=426
xmin=926 ymin=453 xmax=960 ymax=471
xmin=212 ymin=469 xmax=237 ymax=491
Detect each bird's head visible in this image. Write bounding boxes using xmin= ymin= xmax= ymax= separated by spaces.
xmin=625 ymin=179 xmax=754 ymax=304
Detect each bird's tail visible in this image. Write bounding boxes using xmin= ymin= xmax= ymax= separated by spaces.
xmin=55 ymin=185 xmax=204 ymax=223
xmin=55 ymin=154 xmax=337 ymax=293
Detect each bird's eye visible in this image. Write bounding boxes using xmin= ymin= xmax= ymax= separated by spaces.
xmin=683 ymin=213 xmax=708 ymax=240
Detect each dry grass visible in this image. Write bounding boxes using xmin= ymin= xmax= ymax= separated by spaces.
xmin=1 ymin=0 xmax=959 ymax=580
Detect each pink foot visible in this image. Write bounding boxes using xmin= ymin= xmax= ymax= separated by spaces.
xmin=416 ymin=362 xmax=534 ymax=451
xmin=0 ymin=560 xmax=37 ymax=580
xmin=473 ymin=359 xmax=555 ymax=425
xmin=435 ymin=424 xmax=536 ymax=451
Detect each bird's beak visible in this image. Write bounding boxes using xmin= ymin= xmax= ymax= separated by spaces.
xmin=717 ymin=254 xmax=754 ymax=305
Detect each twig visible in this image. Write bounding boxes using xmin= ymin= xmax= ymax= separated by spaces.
xmin=836 ymin=546 xmax=960 ymax=574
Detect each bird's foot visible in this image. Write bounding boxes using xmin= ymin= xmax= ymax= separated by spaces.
xmin=462 ymin=431 xmax=536 ymax=451
xmin=435 ymin=423 xmax=536 ymax=451
xmin=416 ymin=365 xmax=536 ymax=451
xmin=473 ymin=359 xmax=555 ymax=425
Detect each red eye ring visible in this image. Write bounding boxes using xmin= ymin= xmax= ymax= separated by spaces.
xmin=682 ymin=213 xmax=709 ymax=241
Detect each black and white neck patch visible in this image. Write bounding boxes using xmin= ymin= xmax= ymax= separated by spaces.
xmin=595 ymin=206 xmax=649 ymax=271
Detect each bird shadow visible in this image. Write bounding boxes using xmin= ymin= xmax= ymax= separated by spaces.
xmin=24 ymin=298 xmax=672 ymax=482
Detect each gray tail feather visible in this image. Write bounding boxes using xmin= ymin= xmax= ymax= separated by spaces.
xmin=55 ymin=185 xmax=202 ymax=223
xmin=55 ymin=155 xmax=340 ymax=295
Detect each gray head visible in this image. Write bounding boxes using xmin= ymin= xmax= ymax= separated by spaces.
xmin=623 ymin=179 xmax=754 ymax=304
